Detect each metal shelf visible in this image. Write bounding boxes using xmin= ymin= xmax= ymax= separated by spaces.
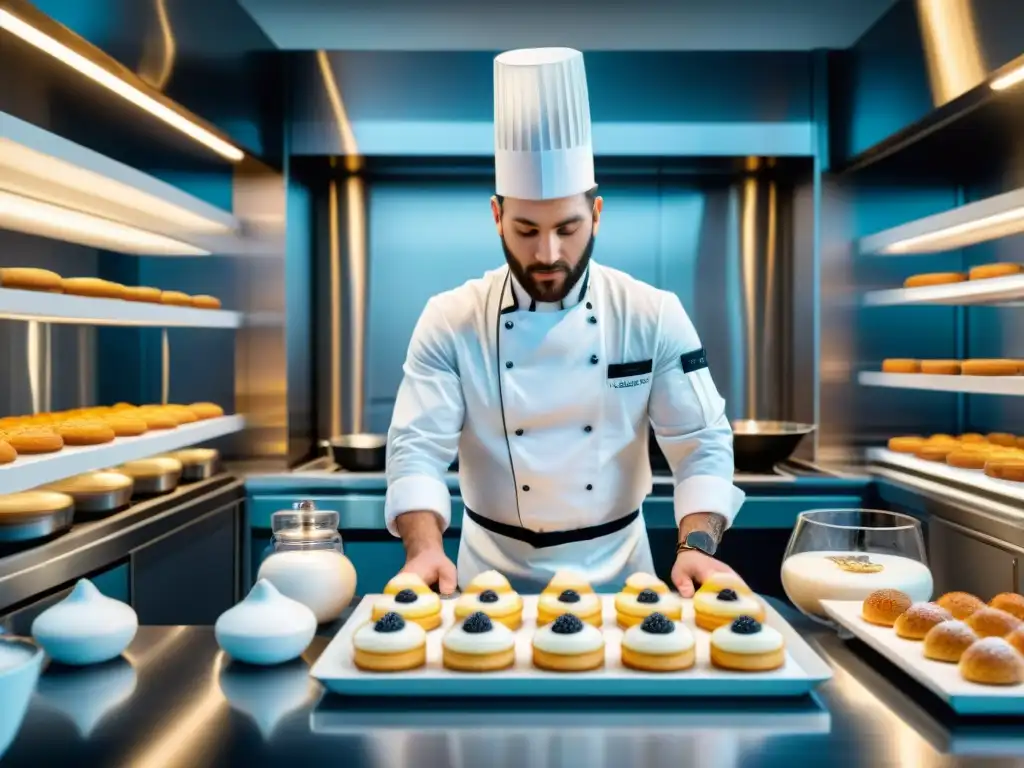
xmin=859 ymin=371 xmax=1024 ymax=396
xmin=868 ymin=448 xmax=1024 ymax=505
xmin=0 ymin=415 xmax=245 ymax=495
xmin=0 ymin=289 xmax=241 ymax=328
xmin=863 ymin=274 xmax=1024 ymax=307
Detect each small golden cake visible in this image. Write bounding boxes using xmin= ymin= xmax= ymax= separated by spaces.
xmin=0 ymin=267 xmax=62 ymax=292
xmin=541 ymin=570 xmax=593 ymax=596
xmin=57 ymin=419 xmax=116 ymax=446
xmin=709 ymin=616 xmax=785 ymax=672
xmin=693 ymin=586 xmax=765 ymax=631
xmin=966 ymin=607 xmax=1023 ymax=638
xmin=881 ymin=359 xmax=920 ymax=374
xmin=1005 ymin=628 xmax=1024 ymax=657
xmin=101 ymin=413 xmax=149 ymax=437
xmin=160 ymin=290 xmax=193 ymax=306
xmin=923 ymin=620 xmax=978 ymax=663
xmin=122 ymin=286 xmax=162 ymax=303
xmin=888 ymin=436 xmax=925 ymax=454
xmin=352 ymin=612 xmax=427 ymax=672
xmin=916 ymin=444 xmax=956 ymax=462
xmin=936 ymin=592 xmax=986 ymax=620
xmin=441 ymin=612 xmax=516 ymax=672
xmin=622 ymin=572 xmax=670 ymax=595
xmin=959 ymin=433 xmax=987 ymax=443
xmin=903 ymin=272 xmax=966 ymax=288
xmin=371 ymin=588 xmax=442 ymax=631
xmin=989 ymin=593 xmax=1024 ymax=620
xmin=615 ymin=588 xmax=683 ymax=628
xmin=861 ymin=589 xmax=912 ymax=627
xmin=959 ymin=637 xmax=1024 ymax=685
xmin=696 ymin=572 xmax=755 ymax=597
xmin=0 ymin=440 xmax=15 ymax=465
xmin=989 ymin=433 xmax=1018 ymax=447
xmin=537 ymin=589 xmax=603 ymax=627
xmin=5 ymin=428 xmax=63 ymax=454
xmin=894 ymin=603 xmax=953 ymax=640
xmin=188 ymin=402 xmax=225 ymax=420
xmin=61 ymin=277 xmax=125 ymax=299
xmin=531 ymin=613 xmax=605 ymax=672
xmin=383 ymin=572 xmax=434 ymax=596
xmin=133 ymin=409 xmax=178 ymax=430
xmin=163 ymin=405 xmax=199 ymax=424
xmin=463 ymin=569 xmax=513 ymax=594
xmin=191 ymin=294 xmax=222 ymax=309
xmin=620 ymin=612 xmax=695 ymax=672
xmin=961 ymin=359 xmax=1021 ymax=377
xmin=921 ymin=360 xmax=961 ymax=375
xmin=947 ymin=450 xmax=988 ymax=470
xmin=454 ymin=588 xmax=523 ymax=630
xmin=969 ymin=263 xmax=1022 ymax=280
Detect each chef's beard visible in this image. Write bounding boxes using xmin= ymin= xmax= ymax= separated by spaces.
xmin=502 ymin=234 xmax=595 ymax=304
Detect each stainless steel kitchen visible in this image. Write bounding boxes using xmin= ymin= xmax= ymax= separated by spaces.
xmin=3 ymin=0 xmax=1024 ymax=765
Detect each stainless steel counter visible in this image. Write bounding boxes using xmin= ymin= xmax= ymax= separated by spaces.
xmin=3 ymin=599 xmax=1022 ymax=767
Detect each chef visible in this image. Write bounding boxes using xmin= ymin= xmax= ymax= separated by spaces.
xmin=385 ymin=47 xmax=745 ymax=595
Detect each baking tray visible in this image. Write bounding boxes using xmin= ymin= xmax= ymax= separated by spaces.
xmin=310 ymin=594 xmax=832 ymax=698
xmin=823 ymin=599 xmax=1024 ymax=715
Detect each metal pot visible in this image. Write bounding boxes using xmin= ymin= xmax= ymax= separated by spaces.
xmin=731 ymin=420 xmax=816 ymax=473
xmin=325 ymin=434 xmax=387 ymax=472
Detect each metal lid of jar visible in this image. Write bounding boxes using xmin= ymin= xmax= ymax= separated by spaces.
xmin=270 ymin=500 xmax=340 ymax=542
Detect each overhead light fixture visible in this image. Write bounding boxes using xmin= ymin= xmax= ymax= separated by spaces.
xmin=991 ymin=62 xmax=1024 ymax=91
xmin=0 ymin=8 xmax=244 ymax=162
xmin=0 ymin=190 xmax=210 ymax=255
xmin=883 ymin=205 xmax=1024 ymax=254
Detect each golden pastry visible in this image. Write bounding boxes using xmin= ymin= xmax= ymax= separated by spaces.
xmin=903 ymin=272 xmax=966 ymax=288
xmin=966 ymin=607 xmax=1022 ymax=638
xmin=133 ymin=409 xmax=179 ymax=430
xmin=947 ymin=450 xmax=988 ymax=470
xmin=352 ymin=612 xmax=428 ymax=672
xmin=191 ymin=294 xmax=222 ymax=309
xmin=989 ymin=593 xmax=1024 ymax=621
xmin=0 ymin=267 xmax=63 ymax=292
xmin=122 ymin=286 xmax=162 ymax=303
xmin=188 ymin=402 xmax=224 ymax=420
xmin=916 ymin=444 xmax=955 ymax=462
xmin=989 ymin=433 xmax=1017 ymax=447
xmin=894 ymin=603 xmax=952 ymax=640
xmin=924 ymin=620 xmax=978 ymax=663
xmin=861 ymin=588 xmax=912 ymax=627
xmin=57 ymin=419 xmax=116 ymax=446
xmin=959 ymin=637 xmax=1024 ymax=685
xmin=620 ymin=613 xmax=696 ymax=672
xmin=986 ymin=459 xmax=1024 ymax=481
xmin=163 ymin=405 xmax=198 ymax=424
xmin=888 ymin=436 xmax=925 ymax=453
xmin=936 ymin=592 xmax=986 ymax=620
xmin=959 ymin=433 xmax=987 ymax=444
xmin=61 ymin=277 xmax=126 ymax=299
xmin=5 ymin=428 xmax=63 ymax=454
xmin=160 ymin=291 xmax=193 ymax=306
xmin=962 ymin=359 xmax=1021 ymax=376
xmin=881 ymin=359 xmax=920 ymax=374
xmin=969 ymin=263 xmax=1022 ymax=280
xmin=101 ymin=413 xmax=148 ymax=437
xmin=531 ymin=614 xmax=605 ymax=672
xmin=921 ymin=360 xmax=961 ymax=375
xmin=0 ymin=491 xmax=73 ymax=520
xmin=0 ymin=440 xmax=15 ymax=465
xmin=709 ymin=616 xmax=786 ymax=672
xmin=441 ymin=612 xmax=516 ymax=672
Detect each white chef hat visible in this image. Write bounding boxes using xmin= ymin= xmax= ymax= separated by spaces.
xmin=493 ymin=47 xmax=595 ymax=201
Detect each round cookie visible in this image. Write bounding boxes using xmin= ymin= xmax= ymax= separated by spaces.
xmin=917 ymin=444 xmax=956 ymax=462
xmin=986 ymin=459 xmax=1024 ymax=481
xmin=454 ymin=589 xmax=523 ymax=630
xmin=133 ymin=409 xmax=179 ymax=430
xmin=163 ymin=405 xmax=199 ymax=424
xmin=191 ymin=294 xmax=222 ymax=309
xmin=188 ymin=402 xmax=225 ymax=420
xmin=621 ymin=612 xmax=695 ymax=672
xmin=372 ymin=589 xmax=443 ymax=631
xmin=442 ymin=612 xmax=516 ymax=672
xmin=710 ymin=616 xmax=785 ymax=672
xmin=532 ymin=613 xmax=605 ymax=672
xmin=352 ymin=612 xmax=427 ymax=672
xmin=962 ymin=360 xmax=1020 ymax=376
xmin=960 ymin=637 xmax=1024 ymax=685
xmin=57 ymin=419 xmax=116 ymax=446
xmin=102 ymin=413 xmax=149 ymax=437
xmin=0 ymin=267 xmax=62 ymax=292
xmin=924 ymin=620 xmax=978 ymax=663
xmin=969 ymin=263 xmax=1021 ymax=280
xmin=888 ymin=436 xmax=925 ymax=453
xmin=5 ymin=428 xmax=63 ymax=454
xmin=861 ymin=588 xmax=912 ymax=627
xmin=947 ymin=450 xmax=988 ymax=470
xmin=160 ymin=291 xmax=193 ymax=307
xmin=921 ymin=360 xmax=961 ymax=375
xmin=537 ymin=589 xmax=603 ymax=627
xmin=122 ymin=286 xmax=163 ymax=303
xmin=903 ymin=272 xmax=966 ymax=288
xmin=989 ymin=433 xmax=1018 ymax=447
xmin=0 ymin=440 xmax=15 ymax=465
xmin=615 ymin=588 xmax=683 ymax=628
xmin=881 ymin=359 xmax=920 ymax=374
xmin=61 ymin=277 xmax=126 ymax=299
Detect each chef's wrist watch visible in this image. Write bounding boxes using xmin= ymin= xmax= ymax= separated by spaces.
xmin=676 ymin=530 xmax=718 ymax=557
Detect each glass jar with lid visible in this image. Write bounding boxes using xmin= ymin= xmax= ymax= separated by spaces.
xmin=255 ymin=501 xmax=357 ymax=623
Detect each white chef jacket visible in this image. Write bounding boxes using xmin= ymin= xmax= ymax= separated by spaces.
xmin=385 ymin=261 xmax=744 ymax=591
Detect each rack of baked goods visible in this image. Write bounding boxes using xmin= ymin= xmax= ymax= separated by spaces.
xmin=309 ymin=569 xmax=832 ymax=697
xmin=823 ymin=589 xmax=1024 ymax=714
xmin=0 ymin=268 xmax=239 ymax=328
xmin=861 ymin=358 xmax=1024 ymax=396
xmin=0 ymin=402 xmax=243 ymax=495
xmin=864 ymin=265 xmax=1024 ymax=307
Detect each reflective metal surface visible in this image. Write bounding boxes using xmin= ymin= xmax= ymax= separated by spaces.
xmin=0 ymin=505 xmax=73 ymax=543
xmin=3 ymin=602 xmax=1022 ymax=766
xmin=733 ymin=420 xmax=816 ymax=436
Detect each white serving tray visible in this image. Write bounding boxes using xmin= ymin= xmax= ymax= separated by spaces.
xmin=822 ymin=600 xmax=1024 ymax=716
xmin=310 ymin=594 xmax=832 ymax=698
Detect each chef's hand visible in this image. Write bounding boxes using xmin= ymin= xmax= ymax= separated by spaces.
xmin=402 ymin=548 xmax=458 ymax=595
xmin=671 ymin=550 xmax=737 ymax=598
xmin=396 ymin=511 xmax=458 ymax=595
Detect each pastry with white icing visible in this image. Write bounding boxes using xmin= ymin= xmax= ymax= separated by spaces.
xmin=622 ymin=572 xmax=670 ymax=595
xmin=693 ymin=587 xmax=766 ymax=631
xmin=537 ymin=589 xmax=603 ymax=627
xmin=709 ymin=616 xmax=785 ymax=672
xmin=532 ymin=613 xmax=605 ymax=672
xmin=352 ymin=612 xmax=427 ymax=672
xmin=454 ymin=589 xmax=523 ymax=629
xmin=372 ymin=589 xmax=443 ymax=631
xmin=463 ymin=569 xmax=513 ymax=594
xmin=620 ymin=612 xmax=695 ymax=672
xmin=614 ymin=589 xmax=682 ymax=628
xmin=541 ymin=570 xmax=593 ymax=596
xmin=442 ymin=612 xmax=516 ymax=671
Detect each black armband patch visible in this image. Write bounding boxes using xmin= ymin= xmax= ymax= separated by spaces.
xmin=681 ymin=348 xmax=708 ymax=374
